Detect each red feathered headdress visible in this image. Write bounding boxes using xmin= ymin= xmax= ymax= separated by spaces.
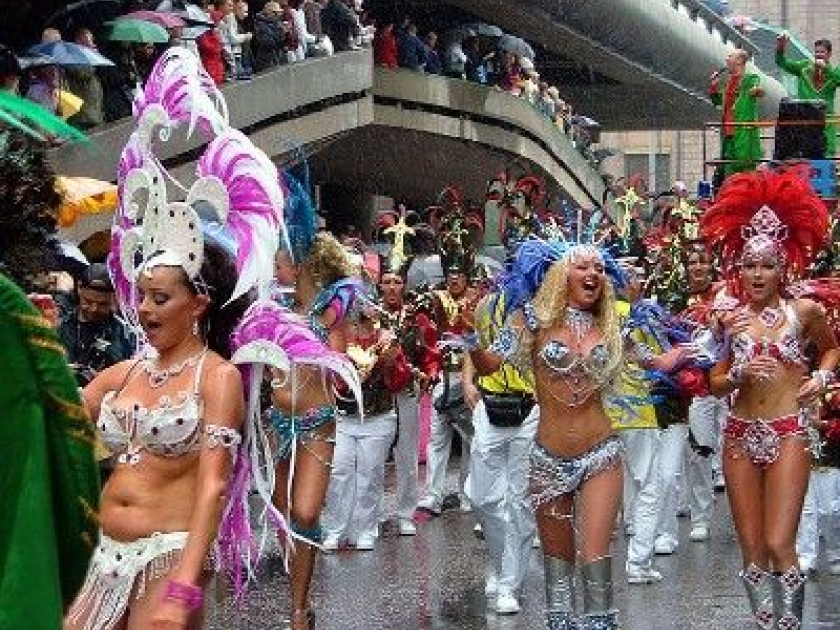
xmin=700 ymin=167 xmax=829 ymax=284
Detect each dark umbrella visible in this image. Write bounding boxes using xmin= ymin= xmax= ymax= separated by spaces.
xmin=46 ymin=0 xmax=124 ymax=35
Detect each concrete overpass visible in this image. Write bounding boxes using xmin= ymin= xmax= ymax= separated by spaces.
xmin=430 ymin=0 xmax=787 ymax=129
xmin=54 ymin=50 xmax=606 ymax=245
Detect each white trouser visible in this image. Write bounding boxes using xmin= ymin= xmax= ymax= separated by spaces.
xmin=394 ymin=391 xmax=420 ymax=520
xmin=656 ymin=424 xmax=689 ymax=546
xmin=797 ymin=468 xmax=840 ymax=570
xmin=423 ymin=374 xmax=470 ymax=504
xmin=687 ymin=395 xmax=727 ymax=527
xmin=465 ymin=400 xmax=538 ymax=593
xmin=619 ymin=429 xmax=662 ymax=569
xmin=322 ymin=412 xmax=397 ymax=540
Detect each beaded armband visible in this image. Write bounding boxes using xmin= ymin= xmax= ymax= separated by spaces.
xmin=205 ymin=424 xmax=242 ymax=450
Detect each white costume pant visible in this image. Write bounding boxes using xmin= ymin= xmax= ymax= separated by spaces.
xmin=656 ymin=424 xmax=689 ymax=547
xmin=322 ymin=411 xmax=397 ymax=541
xmin=394 ymin=391 xmax=420 ymax=520
xmin=687 ymin=395 xmax=726 ymax=528
xmin=797 ymin=468 xmax=840 ymax=570
xmin=465 ymin=401 xmax=538 ymax=593
xmin=422 ymin=374 xmax=470 ymax=505
xmin=619 ymin=429 xmax=662 ymax=570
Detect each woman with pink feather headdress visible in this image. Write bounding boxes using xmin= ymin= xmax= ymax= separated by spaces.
xmin=64 ymin=48 xmax=288 ymax=630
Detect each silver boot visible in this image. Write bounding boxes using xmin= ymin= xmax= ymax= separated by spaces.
xmin=544 ymin=555 xmax=579 ymax=630
xmin=739 ymin=564 xmax=774 ymax=629
xmin=579 ymin=557 xmax=618 ymax=630
xmin=771 ymin=567 xmax=805 ymax=630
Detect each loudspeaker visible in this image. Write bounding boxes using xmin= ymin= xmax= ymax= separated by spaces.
xmin=774 ymin=99 xmax=826 ymax=161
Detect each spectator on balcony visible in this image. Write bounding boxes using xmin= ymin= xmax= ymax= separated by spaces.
xmin=397 ymin=22 xmax=425 ymax=71
xmin=234 ymin=1 xmax=255 ymax=75
xmin=373 ymin=20 xmax=398 ymax=69
xmin=423 ymin=31 xmax=441 ymax=75
xmin=279 ymin=2 xmax=302 ymax=63
xmin=495 ymin=50 xmax=520 ymax=94
xmin=215 ymin=0 xmax=253 ymax=79
xmin=444 ymin=33 xmax=469 ymax=79
xmin=536 ymin=81 xmax=555 ymax=120
xmin=0 ymin=45 xmax=21 ymax=94
xmin=464 ymin=35 xmax=489 ymax=84
xmin=302 ymin=0 xmax=324 ymax=40
xmin=64 ymin=27 xmax=104 ymax=130
xmin=321 ymin=0 xmax=360 ymax=53
xmin=289 ymin=0 xmax=317 ymax=61
xmin=25 ymin=64 xmax=61 ymax=114
xmin=198 ymin=4 xmax=226 ymax=84
xmin=253 ymin=1 xmax=287 ymax=72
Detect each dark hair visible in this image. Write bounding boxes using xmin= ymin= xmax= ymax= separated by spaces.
xmin=816 ymin=39 xmax=832 ymax=53
xmin=189 ymin=241 xmax=252 ymax=359
xmin=0 ymin=45 xmax=20 ymax=79
xmin=79 ymin=262 xmax=114 ymax=292
xmin=0 ymin=131 xmax=61 ymax=291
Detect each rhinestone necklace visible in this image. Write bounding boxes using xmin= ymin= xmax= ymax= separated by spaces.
xmin=143 ymin=347 xmax=207 ymax=389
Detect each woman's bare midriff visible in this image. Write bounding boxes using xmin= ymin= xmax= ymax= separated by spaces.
xmin=534 ymin=395 xmax=614 ymax=458
xmin=100 ymin=454 xmax=199 ymax=541
xmin=271 ymin=364 xmax=335 ymax=413
xmin=730 ymin=364 xmax=805 ymax=420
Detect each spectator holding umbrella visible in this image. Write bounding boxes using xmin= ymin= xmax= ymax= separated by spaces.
xmin=64 ymin=27 xmax=104 ymax=129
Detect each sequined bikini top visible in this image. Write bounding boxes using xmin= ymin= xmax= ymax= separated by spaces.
xmin=539 ymin=339 xmax=610 ymax=378
xmin=97 ymin=352 xmax=207 ymax=465
xmin=731 ymin=301 xmax=807 ymax=368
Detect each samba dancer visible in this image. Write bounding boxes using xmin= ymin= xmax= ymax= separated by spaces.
xmin=469 ymin=234 xmax=627 ymax=630
xmin=702 ymin=168 xmax=839 ymax=629
xmin=67 ymin=48 xmax=282 ymax=630
xmin=271 ymin=183 xmax=361 ymax=627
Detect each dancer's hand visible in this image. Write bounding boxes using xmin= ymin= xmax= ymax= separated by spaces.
xmin=719 ymin=309 xmax=750 ymax=337
xmin=150 ymin=600 xmax=190 ymax=629
xmin=798 ymin=374 xmax=825 ymax=404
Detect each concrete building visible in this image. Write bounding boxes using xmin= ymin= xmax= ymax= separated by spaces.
xmin=600 ymin=0 xmax=840 ymax=194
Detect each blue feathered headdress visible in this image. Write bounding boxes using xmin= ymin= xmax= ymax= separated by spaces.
xmin=281 ymin=160 xmax=318 ymax=263
xmin=499 ymin=236 xmax=626 ymax=316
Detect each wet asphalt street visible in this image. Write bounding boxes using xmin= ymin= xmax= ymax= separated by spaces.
xmin=208 ymin=461 xmax=840 ymax=630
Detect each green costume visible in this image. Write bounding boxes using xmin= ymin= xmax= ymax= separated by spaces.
xmin=776 ymin=50 xmax=840 ymax=156
xmin=0 ymin=274 xmax=99 ymax=630
xmin=710 ymin=72 xmax=763 ymax=180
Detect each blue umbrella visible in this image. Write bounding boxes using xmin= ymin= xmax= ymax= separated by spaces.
xmin=27 ymin=41 xmax=115 ymax=67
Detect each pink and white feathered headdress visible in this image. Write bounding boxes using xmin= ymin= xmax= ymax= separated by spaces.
xmin=109 ymin=47 xmax=289 ymax=334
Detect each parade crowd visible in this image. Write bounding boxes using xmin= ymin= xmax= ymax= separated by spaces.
xmin=4 ymin=9 xmax=840 ymax=630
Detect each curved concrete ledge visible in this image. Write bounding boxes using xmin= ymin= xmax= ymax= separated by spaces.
xmin=50 ymin=49 xmax=373 ymax=182
xmin=372 ymin=68 xmax=605 ymax=207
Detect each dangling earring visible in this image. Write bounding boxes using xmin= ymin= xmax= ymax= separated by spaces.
xmin=192 ymin=320 xmax=200 ymax=336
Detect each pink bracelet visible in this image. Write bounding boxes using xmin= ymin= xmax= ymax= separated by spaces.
xmin=163 ymin=580 xmax=203 ymax=611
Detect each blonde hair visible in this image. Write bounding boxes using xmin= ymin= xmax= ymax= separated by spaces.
xmin=529 ymin=257 xmax=623 ymax=386
xmin=302 ymin=231 xmax=355 ymax=287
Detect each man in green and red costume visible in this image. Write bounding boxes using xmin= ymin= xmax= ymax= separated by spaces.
xmin=0 ymin=130 xmax=100 ymax=630
xmin=776 ymin=35 xmax=840 ymax=158
xmin=709 ymin=48 xmax=765 ymax=186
